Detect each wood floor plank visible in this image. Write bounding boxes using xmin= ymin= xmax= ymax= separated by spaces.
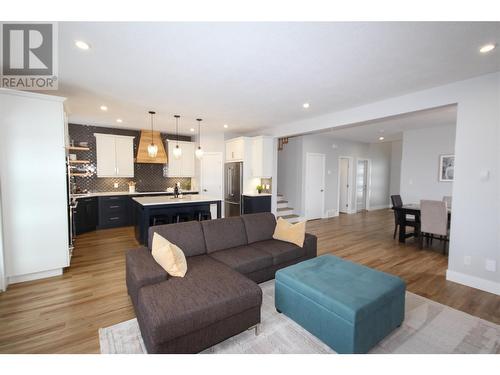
xmin=0 ymin=210 xmax=498 ymax=353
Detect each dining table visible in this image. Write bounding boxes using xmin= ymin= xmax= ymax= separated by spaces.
xmin=392 ymin=204 xmax=451 ymax=244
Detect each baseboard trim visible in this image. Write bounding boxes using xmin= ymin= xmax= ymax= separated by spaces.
xmin=8 ymin=268 xmax=63 ymax=285
xmin=368 ymin=204 xmax=391 ymax=211
xmin=446 ymin=270 xmax=500 ymax=296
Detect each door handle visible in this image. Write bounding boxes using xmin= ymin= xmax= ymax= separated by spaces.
xmin=203 ymin=189 xmax=207 ymax=192
xmin=320 ymin=189 xmax=324 ymax=192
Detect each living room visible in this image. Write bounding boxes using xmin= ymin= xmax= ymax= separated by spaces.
xmin=0 ymin=1 xmax=499 ymax=374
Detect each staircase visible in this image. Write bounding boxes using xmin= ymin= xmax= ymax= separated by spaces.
xmin=276 ymin=194 xmax=304 ymax=223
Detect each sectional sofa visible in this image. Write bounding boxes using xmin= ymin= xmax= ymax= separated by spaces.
xmin=126 ymin=212 xmax=317 ymax=354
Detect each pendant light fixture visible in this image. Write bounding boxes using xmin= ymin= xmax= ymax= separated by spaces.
xmin=195 ymin=118 xmax=204 ymax=159
xmin=173 ymin=115 xmax=182 ymax=159
xmin=147 ymin=111 xmax=158 ymax=158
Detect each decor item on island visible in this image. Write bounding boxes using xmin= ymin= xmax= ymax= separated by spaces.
xmin=173 ymin=115 xmax=182 ymax=159
xmin=256 ymin=184 xmax=263 ymax=194
xmin=439 ymin=154 xmax=454 ymax=182
xmin=195 ymin=118 xmax=204 ymax=159
xmin=147 ymin=111 xmax=158 ymax=158
xmin=273 ymin=217 xmax=306 ymax=247
xmin=128 ymin=181 xmax=136 ymax=193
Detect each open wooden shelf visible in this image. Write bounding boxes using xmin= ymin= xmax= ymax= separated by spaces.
xmin=67 ymin=146 xmax=90 ymax=151
xmin=69 ymin=160 xmax=90 ymax=164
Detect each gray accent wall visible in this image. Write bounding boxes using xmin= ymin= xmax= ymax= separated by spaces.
xmin=399 ymin=124 xmax=456 ymax=203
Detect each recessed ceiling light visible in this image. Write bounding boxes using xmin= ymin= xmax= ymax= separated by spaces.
xmin=100 ymin=105 xmax=108 ymax=111
xmin=479 ymin=43 xmax=496 ymax=53
xmin=379 ymin=136 xmax=385 ymax=141
xmin=223 ymin=124 xmax=229 ymax=129
xmin=302 ymin=102 xmax=310 ymax=109
xmin=190 ymin=128 xmax=195 ymax=132
xmin=116 ymin=118 xmax=123 ymax=123
xmin=75 ymin=40 xmax=90 ymax=50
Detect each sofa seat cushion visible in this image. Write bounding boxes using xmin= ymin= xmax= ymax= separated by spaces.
xmin=209 ymin=245 xmax=273 ymax=274
xmin=250 ymin=239 xmax=305 ymax=265
xmin=136 ymin=255 xmax=262 ymax=345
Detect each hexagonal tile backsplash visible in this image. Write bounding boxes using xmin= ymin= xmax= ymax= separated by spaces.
xmin=68 ymin=123 xmax=192 ymax=192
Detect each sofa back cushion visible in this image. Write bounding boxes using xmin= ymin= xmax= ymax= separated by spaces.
xmin=201 ymin=217 xmax=248 ymax=253
xmin=241 ymin=212 xmax=277 ymax=244
xmin=148 ymin=221 xmax=206 ymax=257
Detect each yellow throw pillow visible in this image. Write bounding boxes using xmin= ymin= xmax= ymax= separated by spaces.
xmin=151 ymin=232 xmax=187 ymax=277
xmin=272 ymin=217 xmax=306 ymax=247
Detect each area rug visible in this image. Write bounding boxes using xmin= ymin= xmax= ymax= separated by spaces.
xmin=99 ymin=280 xmax=500 ymax=354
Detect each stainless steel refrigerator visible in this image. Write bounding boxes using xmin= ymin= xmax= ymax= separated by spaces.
xmin=224 ymin=162 xmax=243 ymax=217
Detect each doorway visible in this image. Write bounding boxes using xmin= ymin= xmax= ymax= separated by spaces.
xmin=304 ymin=153 xmax=325 ymax=220
xmin=338 ymin=157 xmax=352 ymax=214
xmin=356 ymin=159 xmax=370 ymax=212
xmin=200 ymin=152 xmax=223 ymax=218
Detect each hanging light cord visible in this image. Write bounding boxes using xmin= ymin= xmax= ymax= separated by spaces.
xmin=197 ymin=118 xmax=202 ymax=148
xmin=174 ymin=115 xmax=180 ymax=146
xmin=150 ymin=112 xmax=154 ymax=144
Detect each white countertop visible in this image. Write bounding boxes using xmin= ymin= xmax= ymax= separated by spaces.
xmin=71 ymin=190 xmax=198 ymax=198
xmin=132 ymin=194 xmax=221 ymax=206
xmin=243 ymin=193 xmax=272 ymax=197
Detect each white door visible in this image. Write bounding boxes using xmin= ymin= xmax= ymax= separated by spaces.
xmin=305 ymin=153 xmax=325 ymax=220
xmin=356 ymin=160 xmax=368 ymax=211
xmin=115 ymin=137 xmax=134 ymax=177
xmin=95 ymin=135 xmax=117 ymax=177
xmin=339 ymin=158 xmax=350 ymax=213
xmin=201 ymin=152 xmax=223 ymax=218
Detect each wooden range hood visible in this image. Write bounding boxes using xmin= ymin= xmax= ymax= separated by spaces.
xmin=135 ymin=130 xmax=167 ymax=164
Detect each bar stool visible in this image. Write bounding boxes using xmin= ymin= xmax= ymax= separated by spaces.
xmin=151 ymin=214 xmax=170 ymax=226
xmin=195 ymin=210 xmax=212 ymax=221
xmin=174 ymin=212 xmax=191 ymax=223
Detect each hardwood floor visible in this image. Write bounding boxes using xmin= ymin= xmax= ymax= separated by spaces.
xmin=0 ymin=209 xmax=499 ymax=353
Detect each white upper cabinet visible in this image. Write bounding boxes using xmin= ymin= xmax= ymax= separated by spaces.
xmin=252 ymin=136 xmax=273 ymax=177
xmin=225 ymin=138 xmax=245 ymax=161
xmin=95 ymin=134 xmax=135 ymax=177
xmin=166 ymin=140 xmax=195 ymax=177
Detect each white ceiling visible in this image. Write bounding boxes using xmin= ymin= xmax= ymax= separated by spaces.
xmin=53 ymin=22 xmax=499 ymax=135
xmin=321 ymin=105 xmax=457 ymax=143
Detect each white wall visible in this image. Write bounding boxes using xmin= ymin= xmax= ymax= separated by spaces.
xmin=257 ymin=72 xmax=500 ymax=295
xmin=278 ymin=134 xmax=393 ymax=217
xmin=400 ymin=125 xmax=456 ymax=203
xmin=0 ymin=184 xmax=6 ymax=292
xmin=367 ymin=142 xmax=392 ymax=209
xmin=390 ymin=140 xmax=403 ymax=197
xmin=0 ymin=89 xmax=69 ymax=284
xmin=277 ymin=137 xmax=303 ymax=212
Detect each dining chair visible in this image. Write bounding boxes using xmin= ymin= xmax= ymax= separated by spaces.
xmin=442 ymin=196 xmax=452 ymax=209
xmin=391 ymin=195 xmax=418 ymax=239
xmin=420 ymin=200 xmax=449 ymax=254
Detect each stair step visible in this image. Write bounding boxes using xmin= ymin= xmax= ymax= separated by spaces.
xmin=279 ymin=214 xmax=299 ymax=219
xmin=277 ymin=207 xmax=294 ymax=212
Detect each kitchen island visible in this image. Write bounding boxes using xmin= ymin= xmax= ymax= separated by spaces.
xmin=132 ymin=195 xmax=222 ymax=246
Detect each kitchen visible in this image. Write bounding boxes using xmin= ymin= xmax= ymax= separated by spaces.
xmin=68 ymin=121 xmax=275 ymax=250
xmin=0 ymin=89 xmax=275 ymax=285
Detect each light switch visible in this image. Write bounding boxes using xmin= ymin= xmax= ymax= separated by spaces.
xmin=485 ymin=259 xmax=496 ymax=272
xmin=464 ymin=256 xmax=471 ymax=266
xmin=113 ymin=182 xmax=119 ymax=189
xmin=480 ymin=170 xmax=490 ymax=181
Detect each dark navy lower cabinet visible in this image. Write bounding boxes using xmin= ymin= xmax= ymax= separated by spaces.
xmin=74 ymin=197 xmax=98 ymax=235
xmin=242 ymin=195 xmax=271 ymax=214
xmin=97 ymin=196 xmax=132 ymax=229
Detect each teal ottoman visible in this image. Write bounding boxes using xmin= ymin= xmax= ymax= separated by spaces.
xmin=275 ymin=254 xmax=405 ymax=354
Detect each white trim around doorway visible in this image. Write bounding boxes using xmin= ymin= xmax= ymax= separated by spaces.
xmin=337 ymin=156 xmax=354 ymax=214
